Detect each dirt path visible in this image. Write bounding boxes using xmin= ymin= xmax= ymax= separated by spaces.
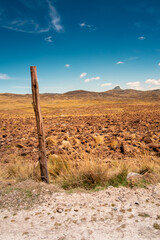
xmin=0 ymin=183 xmax=160 ymax=240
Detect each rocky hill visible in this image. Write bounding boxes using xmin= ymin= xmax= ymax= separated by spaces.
xmin=1 ymin=88 xmax=160 ymax=101
xmin=61 ymin=88 xmax=160 ymax=100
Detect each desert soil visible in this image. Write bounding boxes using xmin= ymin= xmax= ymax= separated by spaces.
xmin=0 ymin=180 xmax=160 ymax=240
xmin=1 ymin=113 xmax=160 ymax=163
xmin=0 ymin=99 xmax=160 ymax=163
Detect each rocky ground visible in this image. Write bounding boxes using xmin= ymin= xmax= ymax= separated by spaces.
xmin=0 ymin=180 xmax=160 ymax=240
xmin=0 ymin=110 xmax=160 ymax=162
xmin=0 ymin=99 xmax=160 ymax=239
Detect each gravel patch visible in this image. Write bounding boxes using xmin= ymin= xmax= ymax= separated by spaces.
xmin=0 ymin=182 xmax=160 ymax=239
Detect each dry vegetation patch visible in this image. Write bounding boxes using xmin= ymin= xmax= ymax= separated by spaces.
xmin=0 ymin=155 xmax=160 ymax=190
xmin=0 ymin=95 xmax=160 ymax=189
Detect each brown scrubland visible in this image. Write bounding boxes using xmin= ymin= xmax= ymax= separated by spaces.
xmin=0 ymin=90 xmax=160 ymax=239
xmin=0 ymin=89 xmax=160 ymax=189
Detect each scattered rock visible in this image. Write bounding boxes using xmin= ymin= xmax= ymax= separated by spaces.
xmin=127 ymin=172 xmax=141 ymax=179
xmin=127 ymin=172 xmax=143 ymax=186
xmin=153 ymin=223 xmax=160 ymax=230
xmin=57 ymin=208 xmax=63 ymax=213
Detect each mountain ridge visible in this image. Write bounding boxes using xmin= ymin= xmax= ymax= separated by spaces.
xmin=0 ymin=88 xmax=160 ymax=100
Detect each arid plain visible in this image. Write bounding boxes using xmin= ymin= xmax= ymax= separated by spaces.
xmin=0 ymin=89 xmax=160 ymax=240
xmin=0 ymin=89 xmax=160 ymax=185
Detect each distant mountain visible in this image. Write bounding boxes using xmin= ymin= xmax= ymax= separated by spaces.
xmin=113 ymin=86 xmax=122 ymax=90
xmin=62 ymin=88 xmax=160 ymax=100
xmin=1 ymin=88 xmax=160 ymax=101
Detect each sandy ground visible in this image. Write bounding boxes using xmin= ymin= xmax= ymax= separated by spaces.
xmin=0 ymin=184 xmax=160 ymax=240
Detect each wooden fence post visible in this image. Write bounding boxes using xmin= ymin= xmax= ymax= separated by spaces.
xmin=30 ymin=66 xmax=49 ymax=184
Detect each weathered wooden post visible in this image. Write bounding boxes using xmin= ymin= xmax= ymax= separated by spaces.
xmin=30 ymin=66 xmax=49 ymax=184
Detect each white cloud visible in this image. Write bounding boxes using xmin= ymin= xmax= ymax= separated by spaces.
xmin=0 ymin=73 xmax=30 ymax=82
xmin=4 ymin=22 xmax=50 ymax=34
xmin=145 ymin=79 xmax=160 ymax=86
xmin=65 ymin=64 xmax=70 ymax=68
xmin=126 ymin=81 xmax=141 ymax=89
xmin=100 ymin=83 xmax=112 ymax=87
xmin=2 ymin=1 xmax=63 ymax=34
xmin=80 ymin=72 xmax=87 ymax=78
xmin=79 ymin=22 xmax=96 ymax=30
xmin=147 ymin=86 xmax=160 ymax=90
xmin=84 ymin=77 xmax=100 ymax=83
xmin=116 ymin=61 xmax=124 ymax=64
xmin=138 ymin=36 xmax=146 ymax=40
xmin=158 ymin=63 xmax=160 ymax=66
xmin=47 ymin=0 xmax=63 ymax=32
xmin=44 ymin=36 xmax=53 ymax=42
xmin=0 ymin=74 xmax=10 ymax=80
xmin=79 ymin=23 xmax=86 ymax=27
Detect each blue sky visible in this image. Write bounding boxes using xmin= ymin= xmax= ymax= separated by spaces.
xmin=0 ymin=0 xmax=160 ymax=93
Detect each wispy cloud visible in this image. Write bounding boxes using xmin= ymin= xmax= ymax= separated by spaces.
xmin=158 ymin=63 xmax=160 ymax=67
xmin=84 ymin=77 xmax=100 ymax=83
xmin=116 ymin=61 xmax=124 ymax=65
xmin=138 ymin=36 xmax=146 ymax=40
xmin=65 ymin=64 xmax=70 ymax=68
xmin=0 ymin=74 xmax=10 ymax=80
xmin=126 ymin=81 xmax=141 ymax=90
xmin=80 ymin=72 xmax=87 ymax=78
xmin=100 ymin=83 xmax=112 ymax=87
xmin=3 ymin=18 xmax=49 ymax=34
xmin=79 ymin=22 xmax=96 ymax=31
xmin=1 ymin=0 xmax=63 ymax=33
xmin=47 ymin=0 xmax=63 ymax=32
xmin=4 ymin=23 xmax=49 ymax=34
xmin=0 ymin=73 xmax=30 ymax=81
xmin=145 ymin=79 xmax=160 ymax=86
xmin=44 ymin=36 xmax=53 ymax=42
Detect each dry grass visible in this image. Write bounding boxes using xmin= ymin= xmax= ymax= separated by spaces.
xmin=48 ymin=154 xmax=160 ymax=189
xmin=0 ymin=156 xmax=40 ymax=182
xmin=1 ymin=94 xmax=159 ymax=117
xmin=0 ymin=154 xmax=160 ymax=189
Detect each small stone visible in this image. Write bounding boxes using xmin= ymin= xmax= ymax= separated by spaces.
xmin=127 ymin=172 xmax=141 ymax=179
xmin=114 ymin=207 xmax=118 ymax=211
xmin=127 ymin=172 xmax=143 ymax=186
xmin=57 ymin=208 xmax=63 ymax=213
xmin=153 ymin=223 xmax=160 ymax=230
